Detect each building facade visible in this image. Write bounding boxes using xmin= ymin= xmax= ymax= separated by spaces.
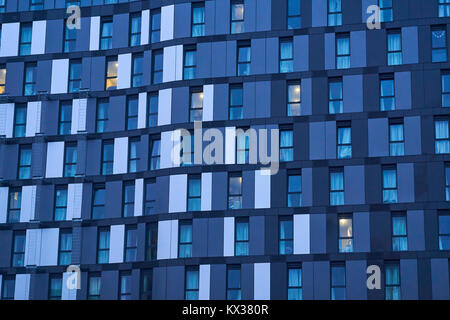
xmin=0 ymin=0 xmax=449 ymax=300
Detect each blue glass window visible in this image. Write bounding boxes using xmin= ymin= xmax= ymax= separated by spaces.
xmin=100 ymin=17 xmax=113 ymax=50
xmin=54 ymin=186 xmax=68 ymax=221
xmin=96 ymin=98 xmax=109 ymax=133
xmin=442 ymin=74 xmax=450 ymax=107
xmin=337 ymin=126 xmax=352 ymax=159
xmin=58 ymin=230 xmax=72 ymax=266
xmin=148 ymin=93 xmax=158 ymax=127
xmin=330 ymin=169 xmax=344 ymax=206
xmin=439 ymin=0 xmax=450 ymax=17
xmin=228 ymin=173 xmax=243 ymax=210
xmin=129 ymin=13 xmax=141 ymax=47
xmin=392 ymin=214 xmax=408 ymax=251
xmin=97 ymin=228 xmax=110 ymax=264
xmin=1 ymin=276 xmax=15 ymax=300
xmin=151 ymin=9 xmax=161 ymax=43
xmin=288 ymin=173 xmax=302 ymax=207
xmin=389 ymin=123 xmax=404 ymax=156
xmin=187 ymin=175 xmax=201 ymax=212
xmin=235 ymin=218 xmax=249 ymax=256
xmin=128 ymin=138 xmax=139 ymax=173
xmin=227 ymin=266 xmax=241 ymax=300
xmin=126 ymin=95 xmax=138 ymax=130
xmin=331 ymin=264 xmax=346 ymax=300
xmin=59 ymin=101 xmax=72 ymax=135
xmin=119 ymin=272 xmax=132 ymax=300
xmin=185 ymin=268 xmax=199 ymax=300
xmin=8 ymin=189 xmax=21 ymax=224
xmin=387 ymin=30 xmax=402 ymax=65
xmin=328 ymin=0 xmax=342 ymax=26
xmin=280 ymin=217 xmax=293 ymax=255
xmin=190 ymin=90 xmax=203 ymax=122
xmin=380 ymin=77 xmax=395 ymax=111
xmin=92 ymin=184 xmax=105 ymax=219
xmin=329 ymin=78 xmax=343 ymax=114
xmin=439 ymin=215 xmax=450 ymax=250
xmin=338 ymin=216 xmax=353 ymax=253
xmin=12 ymin=231 xmax=25 ymax=267
xmin=192 ymin=4 xmax=205 ymax=37
xmin=336 ymin=34 xmax=350 ymax=69
xmin=432 ymin=26 xmax=447 ymax=62
xmin=24 ymin=63 xmax=37 ymax=96
xmin=237 ymin=45 xmax=251 ymax=76
xmin=179 ymin=222 xmax=193 ymax=258
xmin=123 ymin=182 xmax=135 ymax=217
xmin=152 ymin=50 xmax=163 ymax=84
xmin=229 ymin=86 xmax=243 ymax=120
xmin=385 ymin=263 xmax=401 ymax=300
xmin=231 ymin=1 xmax=245 ymax=34
xmin=288 ymin=0 xmax=301 ymax=29
xmin=144 ymin=180 xmax=156 ymax=216
xmin=101 ymin=140 xmax=114 ymax=175
xmin=280 ymin=130 xmax=294 ymax=162
xmin=288 ymin=267 xmax=302 ymax=300
xmin=145 ymin=222 xmax=158 ymax=260
xmin=13 ymin=104 xmax=27 ymax=138
xmin=64 ymin=18 xmax=77 ymax=53
xmin=18 ymin=145 xmax=32 ymax=180
xmin=49 ymin=275 xmax=62 ymax=300
xmin=435 ymin=120 xmax=450 ymax=154
xmin=125 ymin=226 xmax=137 ymax=262
xmin=383 ymin=167 xmax=398 ymax=203
xmin=64 ymin=143 xmax=77 ymax=177
xmin=379 ymin=0 xmax=393 ymax=22
xmin=236 ymin=129 xmax=250 ymax=164
xmin=132 ymin=54 xmax=143 ymax=88
xmin=184 ymin=49 xmax=197 ymax=80
xmin=287 ymin=82 xmax=301 ymax=116
xmin=280 ymin=39 xmax=293 ymax=73
xmin=105 ymin=57 xmax=117 ymax=90
xmin=150 ymin=138 xmax=160 ymax=170
xmin=446 ymin=165 xmax=450 ymax=201
xmin=69 ymin=60 xmax=81 ymax=93
xmin=19 ymin=23 xmax=32 ymax=56
xmin=88 ymin=274 xmax=101 ymax=300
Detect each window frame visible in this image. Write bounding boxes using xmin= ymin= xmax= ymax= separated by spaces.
xmin=336 ymin=122 xmax=352 ymax=159
xmin=12 ymin=230 xmax=26 ymax=267
xmin=237 ymin=41 xmax=251 ymax=76
xmin=328 ymin=77 xmax=343 ymax=114
xmin=385 ymin=262 xmax=401 ymax=300
xmin=100 ymin=16 xmax=113 ymax=50
xmin=97 ymin=227 xmax=110 ymax=264
xmin=432 ymin=25 xmax=447 ymax=63
xmin=129 ymin=12 xmax=142 ymax=47
xmin=24 ymin=62 xmax=37 ymax=96
xmin=183 ymin=46 xmax=197 ymax=80
xmin=391 ymin=211 xmax=408 ymax=252
xmin=331 ymin=262 xmax=346 ymax=300
xmin=191 ymin=2 xmax=205 ymax=37
xmin=185 ymin=267 xmax=200 ymax=300
xmin=279 ymin=38 xmax=294 ymax=73
xmin=389 ymin=118 xmax=405 ymax=156
xmin=178 ymin=220 xmax=193 ymax=258
xmin=124 ymin=225 xmax=138 ymax=262
xmin=105 ymin=56 xmax=118 ymax=90
xmin=226 ymin=265 xmax=242 ymax=300
xmin=149 ymin=137 xmax=161 ymax=170
xmin=101 ymin=139 xmax=114 ymax=175
xmin=382 ymin=165 xmax=398 ymax=204
xmin=287 ymin=170 xmax=302 ymax=208
xmin=68 ymin=59 xmax=82 ymax=93
xmin=335 ymin=33 xmax=350 ymax=69
xmin=229 ymin=84 xmax=244 ymax=120
xmin=7 ymin=188 xmax=22 ymax=224
xmin=87 ymin=273 xmax=101 ymax=300
xmin=63 ymin=142 xmax=77 ymax=177
xmin=13 ymin=103 xmax=27 ymax=138
xmin=287 ymin=264 xmax=302 ymax=300
xmin=279 ymin=216 xmax=294 ymax=255
xmin=329 ymin=167 xmax=344 ymax=206
xmin=18 ymin=144 xmax=32 ymax=180
xmin=235 ymin=217 xmax=249 ymax=256
xmin=228 ymin=172 xmax=243 ymax=210
xmin=230 ymin=0 xmax=245 ymax=34
xmin=92 ymin=183 xmax=106 ymax=220
xmin=287 ymin=81 xmax=301 ymax=116
xmin=58 ymin=229 xmax=72 ymax=266
xmin=189 ymin=87 xmax=204 ymax=122
xmin=122 ymin=181 xmax=135 ymax=218
xmin=19 ymin=23 xmax=32 ymax=56
xmin=327 ymin=0 xmax=342 ymax=27
xmin=387 ymin=29 xmax=402 ymax=66
xmin=128 ymin=137 xmax=140 ymax=173
xmin=151 ymin=49 xmax=163 ymax=85
xmin=338 ymin=214 xmax=353 ymax=253
xmin=187 ymin=174 xmax=201 ymax=212
xmin=131 ymin=53 xmax=143 ymax=88
xmin=54 ymin=185 xmax=68 ymax=221
xmin=48 ymin=274 xmax=63 ymax=300
xmin=145 ymin=222 xmax=158 ymax=261
xmin=96 ymin=98 xmax=109 ymax=133
xmin=150 ymin=9 xmax=161 ymax=43
xmin=58 ymin=100 xmax=72 ymax=135
xmin=379 ymin=0 xmax=393 ymax=22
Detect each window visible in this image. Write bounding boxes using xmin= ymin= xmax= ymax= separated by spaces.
xmin=24 ymin=62 xmax=37 ymax=96
xmin=59 ymin=101 xmax=72 ymax=135
xmin=92 ymin=184 xmax=105 ymax=219
xmin=0 ymin=64 xmax=5 ymax=95
xmin=439 ymin=214 xmax=450 ymax=250
xmin=236 ymin=128 xmax=250 ymax=164
xmin=231 ymin=0 xmax=244 ymax=34
xmin=392 ymin=213 xmax=408 ymax=251
xmin=129 ymin=13 xmax=141 ymax=47
xmin=12 ymin=231 xmax=25 ymax=267
xmin=7 ymin=188 xmax=21 ymax=223
xmin=446 ymin=164 xmax=450 ymax=201
xmin=439 ymin=0 xmax=450 ymax=17
xmin=379 ymin=0 xmax=393 ymax=22
xmin=185 ymin=267 xmax=199 ymax=300
xmin=383 ymin=166 xmax=398 ymax=203
xmin=288 ymin=171 xmax=302 ymax=207
xmin=227 ymin=266 xmax=241 ymax=300
xmin=123 ymin=182 xmax=135 ymax=218
xmin=68 ymin=59 xmax=81 ymax=93
xmin=280 ymin=129 xmax=294 ymax=162
xmin=144 ymin=179 xmax=156 ymax=215
xmin=192 ymin=3 xmax=205 ymax=37
xmin=190 ymin=89 xmax=203 ymax=122
xmin=97 ymin=227 xmax=110 ymax=264
xmin=179 ymin=221 xmax=193 ymax=258
xmin=237 ymin=43 xmax=251 ymax=76
xmin=279 ymin=217 xmax=293 ymax=255
xmin=152 ymin=50 xmax=163 ymax=84
xmin=13 ymin=104 xmax=27 ymax=138
xmin=330 ymin=168 xmax=344 ymax=206
xmin=331 ymin=263 xmax=346 ymax=300
xmin=126 ymin=95 xmax=138 ymax=130
xmin=1 ymin=276 xmax=15 ymax=300
xmin=229 ymin=85 xmax=243 ymax=120
xmin=125 ymin=226 xmax=137 ymax=262
xmin=228 ymin=173 xmax=243 ymax=210
xmin=338 ymin=215 xmax=353 ymax=253
xmin=54 ymin=186 xmax=68 ymax=221
xmin=435 ymin=119 xmax=450 ymax=154
xmin=119 ymin=272 xmax=132 ymax=300
xmin=18 ymin=145 xmax=32 ymax=179
xmin=336 ymin=33 xmax=350 ymax=69
xmin=88 ymin=274 xmax=101 ymax=300
xmin=442 ymin=73 xmax=450 ymax=107
xmin=30 ymin=0 xmax=43 ymax=10
xmin=128 ymin=138 xmax=139 ymax=173
xmin=280 ymin=38 xmax=293 ymax=73
xmin=337 ymin=124 xmax=352 ymax=159
xmin=131 ymin=54 xmax=143 ymax=88
xmin=101 ymin=140 xmax=114 ymax=175
xmin=380 ymin=75 xmax=395 ymax=111
xmin=48 ymin=275 xmax=62 ymax=300
xmin=184 ymin=48 xmax=197 ymax=80
xmin=288 ymin=266 xmax=302 ymax=300
xmin=147 ymin=93 xmax=158 ymax=127
xmin=150 ymin=9 xmax=161 ymax=43
xmin=235 ymin=218 xmax=249 ymax=256
xmin=140 ymin=270 xmax=152 ymax=300
xmin=58 ymin=230 xmax=72 ymax=266
xmin=100 ymin=17 xmax=113 ymax=50
xmin=187 ymin=175 xmax=201 ymax=212
xmin=64 ymin=18 xmax=77 ymax=53
xmin=0 ymin=0 xmax=5 ymax=12
xmin=387 ymin=30 xmax=402 ymax=66
xmin=180 ymin=131 xmax=194 ymax=166
xmin=385 ymin=263 xmax=401 ymax=300
xmin=389 ymin=120 xmax=404 ymax=156
xmin=287 ymin=0 xmax=301 ymax=29
xmin=432 ymin=26 xmax=447 ymax=62
xmin=149 ymin=138 xmax=161 ymax=170
xmin=64 ymin=143 xmax=77 ymax=177
xmin=146 ymin=222 xmax=158 ymax=260
xmin=105 ymin=57 xmax=118 ymax=90
xmin=328 ymin=0 xmax=342 ymax=26
xmin=287 ymin=82 xmax=301 ymax=116
xmin=329 ymin=78 xmax=343 ymax=114
xmin=96 ymin=98 xmax=109 ymax=133
xmin=19 ymin=23 xmax=32 ymax=56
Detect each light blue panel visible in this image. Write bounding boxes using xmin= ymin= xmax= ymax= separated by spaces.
xmin=255 ymin=81 xmax=271 ymax=118
xmin=407 ymin=210 xmax=425 ymax=251
xmin=226 ymin=41 xmax=237 ymax=77
xmin=353 ymin=212 xmax=370 ymax=252
xmin=157 ymin=220 xmax=171 ymax=260
xmin=40 ymin=228 xmax=59 ymax=266
xmin=325 ymin=121 xmax=336 ymax=159
xmin=256 ymin=0 xmax=271 ymax=31
xmin=302 ymin=168 xmax=313 ymax=207
xmin=109 ymin=225 xmax=125 ymax=263
xmin=398 ymin=163 xmax=414 ymax=203
xmin=395 ymin=72 xmax=412 ymax=110
xmin=344 ymin=166 xmax=365 ymax=205
xmin=362 ymin=0 xmax=378 ymax=22
xmin=431 ymin=259 xmax=450 ymax=300
xmin=215 ymin=0 xmax=230 ymax=35
xmin=244 ymin=0 xmax=256 ymax=33
xmin=402 ymin=27 xmax=419 ymax=65
xmin=324 ymin=33 xmax=335 ymax=70
xmin=251 ymin=38 xmax=266 ymax=75
xmin=243 ymin=82 xmax=256 ymax=119
xmin=301 ymin=78 xmax=312 ymax=116
xmin=404 ymin=116 xmax=421 ymax=155
xmin=254 ymin=263 xmax=270 ymax=300
xmin=266 ymin=38 xmax=279 ymax=74
xmin=312 ymin=0 xmax=327 ymax=27
xmin=309 ymin=122 xmax=325 ymax=160
xmin=368 ymin=118 xmax=388 ymax=157
xmin=294 ymin=35 xmax=309 ymax=72
xmin=314 ymin=261 xmax=330 ymax=300
xmin=351 ymin=31 xmax=367 ymax=68
xmin=346 ymin=260 xmax=367 ymax=300
xmin=310 ymin=214 xmax=326 ymax=254
xmin=400 ymin=259 xmax=419 ymax=300
xmin=343 ymin=75 xmax=363 ymax=113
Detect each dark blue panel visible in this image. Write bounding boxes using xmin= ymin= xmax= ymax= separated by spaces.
xmin=100 ymin=270 xmax=118 ymax=300
xmin=105 ymin=181 xmax=122 ymax=219
xmin=207 ymin=218 xmax=224 ymax=257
